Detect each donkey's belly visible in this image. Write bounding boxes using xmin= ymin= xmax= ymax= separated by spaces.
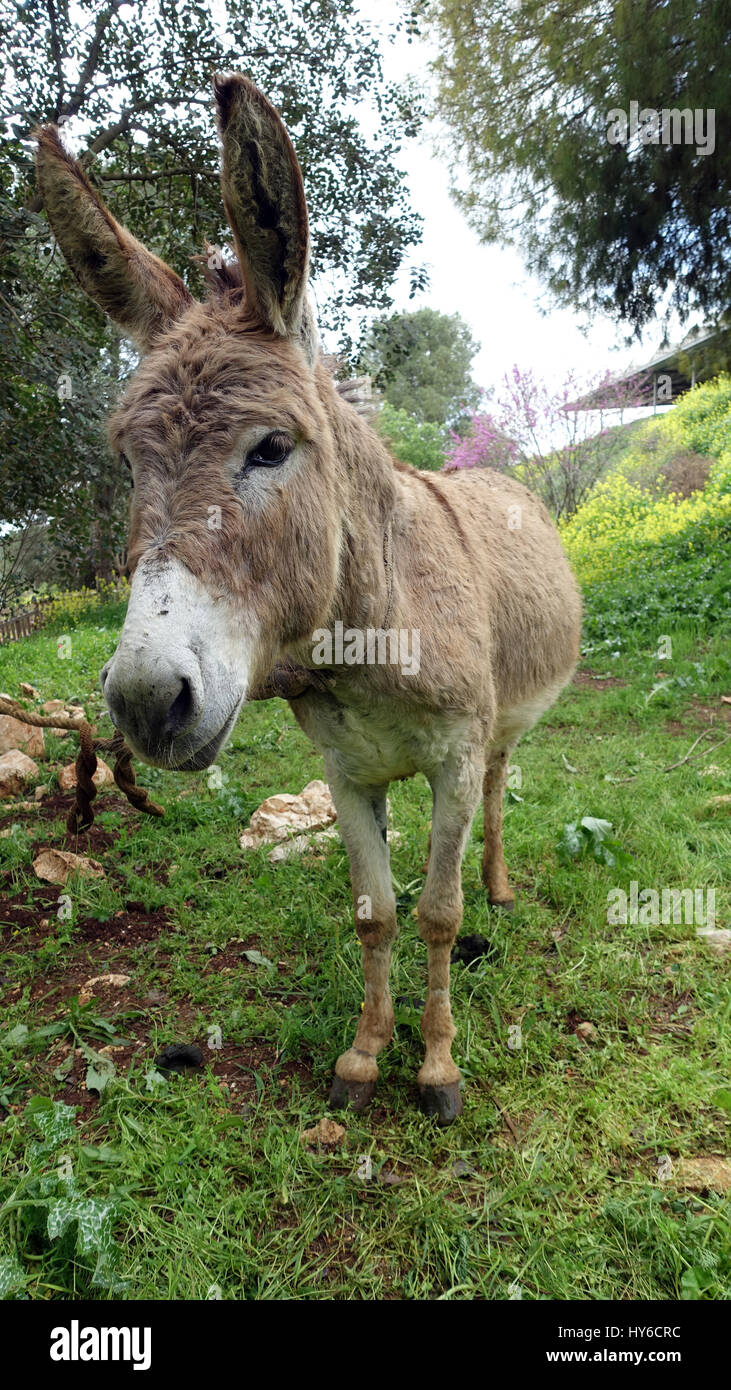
xmin=291 ymin=690 xmax=473 ymax=787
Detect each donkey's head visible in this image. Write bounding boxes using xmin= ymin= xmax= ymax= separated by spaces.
xmin=35 ymin=76 xmax=343 ymax=769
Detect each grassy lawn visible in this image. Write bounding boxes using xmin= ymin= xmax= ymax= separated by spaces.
xmin=0 ymin=596 xmax=729 ymax=1301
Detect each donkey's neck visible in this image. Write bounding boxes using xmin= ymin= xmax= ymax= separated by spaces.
xmin=318 ymin=367 xmax=398 ymax=633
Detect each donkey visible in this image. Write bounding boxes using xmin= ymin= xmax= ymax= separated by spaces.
xmin=35 ymin=74 xmax=581 ymax=1124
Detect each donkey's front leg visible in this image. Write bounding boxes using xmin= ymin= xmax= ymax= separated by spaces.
xmin=325 ymin=757 xmax=398 ymax=1113
xmin=417 ymin=742 xmax=483 ymax=1125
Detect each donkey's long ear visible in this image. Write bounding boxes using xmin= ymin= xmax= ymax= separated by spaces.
xmin=34 ymin=126 xmax=193 ymax=352
xmin=213 ymin=74 xmax=316 ymax=359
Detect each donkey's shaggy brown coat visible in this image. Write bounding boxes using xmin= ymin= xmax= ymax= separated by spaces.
xmin=35 ymin=75 xmax=581 ymax=1124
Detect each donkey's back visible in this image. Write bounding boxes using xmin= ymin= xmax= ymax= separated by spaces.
xmin=388 ymin=459 xmax=581 ymax=718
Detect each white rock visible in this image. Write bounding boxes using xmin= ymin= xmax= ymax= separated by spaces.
xmin=0 ymin=748 xmax=39 ymax=797
xmin=0 ymin=714 xmax=44 ymax=759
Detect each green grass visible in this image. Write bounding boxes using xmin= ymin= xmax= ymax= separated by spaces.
xmin=0 ymin=592 xmax=729 ymax=1301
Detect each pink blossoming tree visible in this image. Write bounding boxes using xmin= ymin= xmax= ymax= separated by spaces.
xmin=445 ymin=366 xmax=648 ymax=519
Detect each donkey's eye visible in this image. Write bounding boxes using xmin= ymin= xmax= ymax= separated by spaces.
xmin=245 ymin=432 xmax=294 ymax=470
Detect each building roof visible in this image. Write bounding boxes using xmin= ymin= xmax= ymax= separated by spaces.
xmin=573 ymin=323 xmax=726 ymax=409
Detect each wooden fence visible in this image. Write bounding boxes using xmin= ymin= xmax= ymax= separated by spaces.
xmin=0 ymin=599 xmax=54 ymax=646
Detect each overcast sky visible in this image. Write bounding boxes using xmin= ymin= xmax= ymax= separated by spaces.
xmin=367 ymin=5 xmax=668 ymax=400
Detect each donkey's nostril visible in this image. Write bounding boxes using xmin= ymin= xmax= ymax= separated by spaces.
xmin=102 ymin=651 xmax=202 ymax=754
xmin=164 ymin=677 xmax=195 ymax=735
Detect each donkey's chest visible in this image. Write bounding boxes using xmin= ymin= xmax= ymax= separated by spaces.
xmin=291 ymin=690 xmax=471 ymax=786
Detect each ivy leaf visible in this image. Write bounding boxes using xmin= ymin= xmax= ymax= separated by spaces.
xmin=0 ymin=1256 xmax=25 ymax=1299
xmin=27 ymin=1098 xmax=76 ymax=1148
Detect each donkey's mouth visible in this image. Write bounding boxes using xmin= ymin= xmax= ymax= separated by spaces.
xmin=165 ymin=699 xmax=243 ymax=772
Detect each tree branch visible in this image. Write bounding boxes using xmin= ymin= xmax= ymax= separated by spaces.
xmin=45 ymin=0 xmax=66 ymax=117
xmin=96 ymin=167 xmax=218 ymax=183
xmin=27 ymin=100 xmax=153 ymax=212
xmin=61 ymin=0 xmax=129 ymax=122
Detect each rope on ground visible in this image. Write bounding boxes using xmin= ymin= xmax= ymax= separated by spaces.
xmin=1 ymin=662 xmax=327 ymax=831
xmin=0 ymin=696 xmax=164 ymax=833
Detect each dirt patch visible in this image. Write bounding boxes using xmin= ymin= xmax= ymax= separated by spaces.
xmin=200 ymin=936 xmax=265 ymax=974
xmin=690 ymin=697 xmax=731 ymax=727
xmin=56 ymin=825 xmax=120 ymax=855
xmin=0 ymin=884 xmax=61 ymax=926
xmin=161 ymin=1002 xmax=316 ymax=1106
xmin=42 ymin=1033 xmax=149 ymax=1110
xmin=0 ymin=885 xmax=63 ymax=956
xmin=13 ymin=1027 xmax=316 ymax=1118
xmin=0 ymin=895 xmax=172 ymax=1025
xmin=201 ymin=939 xmax=295 ymax=983
xmin=76 ymin=904 xmax=170 ymax=945
xmin=10 ymin=789 xmax=118 ymax=823
xmin=4 ymin=789 xmax=150 ymax=856
xmin=658 ymin=451 xmax=711 ymax=499
xmin=204 ymin=1039 xmax=314 ymax=1099
xmin=2 ymin=876 xmax=316 ymax=1118
xmin=644 ymin=992 xmax=696 ymax=1037
xmin=29 ymin=961 xmax=145 ymax=1012
xmin=572 ymin=669 xmax=626 ymax=690
xmin=666 ymin=699 xmax=731 ymax=736
xmin=0 ymin=887 xmax=170 ymax=950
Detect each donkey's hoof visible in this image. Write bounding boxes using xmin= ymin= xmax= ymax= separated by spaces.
xmin=329 ymin=1075 xmax=376 ymax=1113
xmin=489 ymin=894 xmax=515 ymax=911
xmin=419 ymin=1081 xmax=463 ymax=1126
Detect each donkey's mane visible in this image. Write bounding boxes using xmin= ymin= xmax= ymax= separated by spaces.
xmin=194 ymin=245 xmax=247 ymax=305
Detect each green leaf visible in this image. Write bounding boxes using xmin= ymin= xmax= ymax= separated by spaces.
xmin=81 ymin=1145 xmax=123 ymax=1164
xmin=680 ymin=1265 xmax=713 ymax=1300
xmin=144 ymin=1068 xmax=168 ymax=1093
xmin=712 ymin=1087 xmax=731 ymax=1114
xmin=243 ymin=948 xmax=273 ymax=968
xmin=28 ymin=1098 xmax=76 ymax=1147
xmin=556 ymin=816 xmax=632 ymax=869
xmin=556 ymin=821 xmax=583 ymax=863
xmin=0 ymin=1256 xmax=25 ymax=1299
xmin=579 ymin=816 xmax=613 ymax=841
xmin=85 ymin=1057 xmax=115 ymax=1094
xmin=53 ymin=1052 xmax=75 ymax=1082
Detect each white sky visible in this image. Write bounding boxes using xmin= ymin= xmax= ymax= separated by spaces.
xmin=364 ymin=5 xmax=669 ymax=400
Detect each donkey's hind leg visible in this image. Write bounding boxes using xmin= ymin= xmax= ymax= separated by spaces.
xmin=325 ymin=757 xmax=398 ymax=1114
xmin=482 ymin=742 xmax=518 ymax=910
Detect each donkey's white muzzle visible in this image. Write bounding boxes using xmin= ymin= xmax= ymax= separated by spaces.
xmin=101 ymin=558 xmax=252 ymax=769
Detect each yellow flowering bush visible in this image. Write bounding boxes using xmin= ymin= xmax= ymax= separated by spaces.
xmin=43 ymin=578 xmax=130 ymax=628
xmin=560 ymin=377 xmax=731 ymax=588
xmin=667 ymin=373 xmax=731 ymax=467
